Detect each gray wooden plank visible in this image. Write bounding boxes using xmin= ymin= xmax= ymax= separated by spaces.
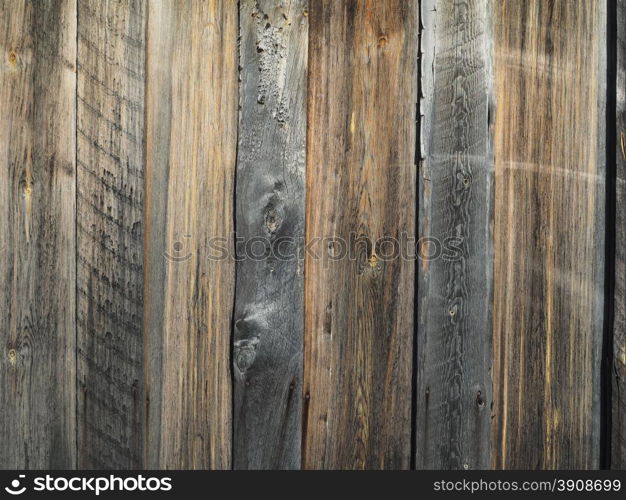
xmin=415 ymin=0 xmax=494 ymax=470
xmin=0 ymin=0 xmax=77 ymax=469
xmin=492 ymin=0 xmax=605 ymax=469
xmin=614 ymin=0 xmax=626 ymax=471
xmin=143 ymin=0 xmax=238 ymax=469
xmin=233 ymin=0 xmax=307 ymax=470
xmin=76 ymin=0 xmax=145 ymax=469
xmin=303 ymin=0 xmax=418 ymax=469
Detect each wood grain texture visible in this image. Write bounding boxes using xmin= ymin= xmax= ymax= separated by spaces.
xmin=76 ymin=0 xmax=145 ymax=469
xmin=233 ymin=0 xmax=307 ymax=470
xmin=492 ymin=0 xmax=606 ymax=469
xmin=416 ymin=0 xmax=494 ymax=470
xmin=0 ymin=0 xmax=76 ymax=469
xmin=303 ymin=0 xmax=417 ymax=469
xmin=143 ymin=0 xmax=237 ymax=469
xmin=614 ymin=0 xmax=626 ymax=470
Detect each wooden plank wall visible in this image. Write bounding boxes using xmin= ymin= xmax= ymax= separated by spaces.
xmin=0 ymin=0 xmax=624 ymax=470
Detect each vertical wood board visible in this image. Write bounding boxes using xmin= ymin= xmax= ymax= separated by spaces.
xmin=416 ymin=0 xmax=494 ymax=470
xmin=304 ymin=0 xmax=418 ymax=469
xmin=0 ymin=0 xmax=77 ymax=469
xmin=143 ymin=0 xmax=238 ymax=469
xmin=614 ymin=0 xmax=626 ymax=470
xmin=76 ymin=0 xmax=146 ymax=469
xmin=233 ymin=0 xmax=308 ymax=470
xmin=492 ymin=0 xmax=606 ymax=469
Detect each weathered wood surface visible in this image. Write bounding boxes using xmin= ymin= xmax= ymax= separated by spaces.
xmin=76 ymin=0 xmax=145 ymax=469
xmin=0 ymin=0 xmax=76 ymax=469
xmin=303 ymin=0 xmax=418 ymax=469
xmin=233 ymin=0 xmax=307 ymax=470
xmin=416 ymin=0 xmax=494 ymax=470
xmin=1 ymin=0 xmax=624 ymax=472
xmin=492 ymin=0 xmax=606 ymax=469
xmin=614 ymin=0 xmax=626 ymax=471
xmin=143 ymin=0 xmax=238 ymax=469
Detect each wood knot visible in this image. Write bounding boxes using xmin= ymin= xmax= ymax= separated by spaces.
xmin=22 ymin=182 xmax=32 ymax=197
xmin=368 ymin=253 xmax=378 ymax=268
xmin=234 ymin=337 xmax=260 ymax=373
xmin=377 ymin=36 xmax=388 ymax=48
xmin=264 ymin=207 xmax=282 ymax=234
xmin=7 ymin=349 xmax=16 ymax=364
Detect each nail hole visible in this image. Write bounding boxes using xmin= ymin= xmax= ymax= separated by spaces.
xmin=476 ymin=390 xmax=486 ymax=407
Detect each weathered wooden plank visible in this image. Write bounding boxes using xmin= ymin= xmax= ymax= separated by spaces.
xmin=614 ymin=0 xmax=626 ymax=470
xmin=0 ymin=0 xmax=76 ymax=468
xmin=415 ymin=0 xmax=494 ymax=470
xmin=143 ymin=0 xmax=238 ymax=469
xmin=492 ymin=0 xmax=606 ymax=469
xmin=233 ymin=0 xmax=307 ymax=470
xmin=303 ymin=0 xmax=417 ymax=469
xmin=76 ymin=0 xmax=145 ymax=469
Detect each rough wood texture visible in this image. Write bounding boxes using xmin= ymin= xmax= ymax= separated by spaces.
xmin=492 ymin=0 xmax=606 ymax=469
xmin=0 ymin=0 xmax=76 ymax=469
xmin=416 ymin=0 xmax=494 ymax=470
xmin=76 ymin=0 xmax=145 ymax=469
xmin=303 ymin=0 xmax=417 ymax=469
xmin=614 ymin=0 xmax=626 ymax=471
xmin=143 ymin=0 xmax=238 ymax=469
xmin=233 ymin=0 xmax=307 ymax=470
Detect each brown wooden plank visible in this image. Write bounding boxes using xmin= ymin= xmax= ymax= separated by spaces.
xmin=492 ymin=0 xmax=606 ymax=469
xmin=143 ymin=0 xmax=238 ymax=469
xmin=233 ymin=0 xmax=308 ymax=469
xmin=76 ymin=0 xmax=145 ymax=469
xmin=303 ymin=0 xmax=418 ymax=469
xmin=415 ymin=0 xmax=494 ymax=470
xmin=614 ymin=0 xmax=626 ymax=470
xmin=0 ymin=0 xmax=76 ymax=468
